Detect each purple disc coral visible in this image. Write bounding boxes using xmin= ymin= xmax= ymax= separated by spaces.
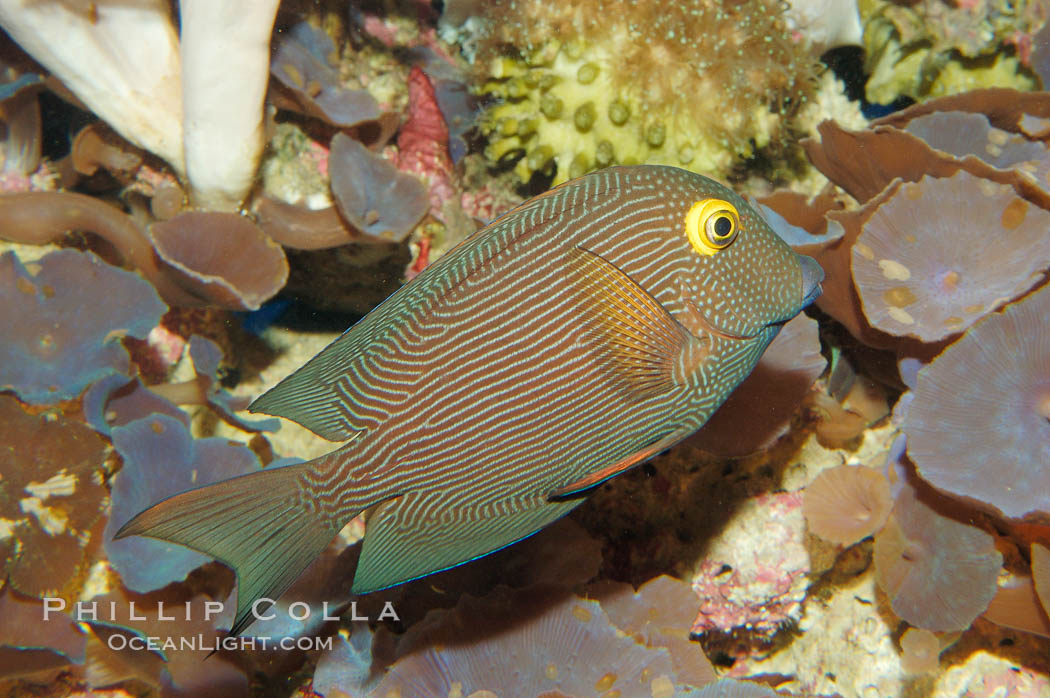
xmin=104 ymin=414 xmax=263 ymax=592
xmin=329 ymin=132 xmax=429 ymax=242
xmin=270 ymin=21 xmax=382 ymax=130
xmin=592 ymin=575 xmax=716 ymax=686
xmin=852 ymin=172 xmax=1050 ymax=342
xmin=902 ymin=283 xmax=1050 ymax=520
xmin=902 ymin=112 xmax=1048 ymax=170
xmin=874 ymin=483 xmax=1001 ymax=632
xmin=0 ymin=249 xmax=165 ymax=403
xmin=358 ymin=587 xmax=685 ymax=696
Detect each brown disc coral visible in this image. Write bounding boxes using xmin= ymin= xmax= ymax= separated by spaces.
xmin=802 ymin=465 xmax=892 ymax=546
xmin=874 ymin=483 xmax=1001 ymax=632
xmin=852 ymin=172 xmax=1050 ymax=342
xmin=902 ymin=284 xmax=1050 ymax=520
xmin=148 ymin=211 xmax=289 ymax=311
xmin=0 ymin=395 xmax=108 ymax=600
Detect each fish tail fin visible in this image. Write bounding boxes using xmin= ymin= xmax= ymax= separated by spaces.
xmin=115 ymin=456 xmax=361 ymax=637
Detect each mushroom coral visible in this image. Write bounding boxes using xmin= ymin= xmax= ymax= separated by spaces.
xmin=148 ymin=211 xmax=289 ymax=310
xmin=77 ymin=586 xmax=247 ymax=697
xmin=901 ymin=111 xmax=1048 ymax=169
xmin=851 ymin=171 xmax=1050 ymax=342
xmin=982 ymin=574 xmax=1050 ymax=639
xmin=0 ymin=395 xmax=108 ymax=600
xmin=270 ymin=21 xmax=383 ymax=131
xmin=329 ymin=132 xmax=430 ymax=243
xmin=366 ymin=586 xmax=692 ymax=696
xmin=1035 ymin=544 xmax=1050 ymax=614
xmin=802 ymin=89 xmax=1050 ymax=215
xmin=0 ymin=193 xmax=289 ymax=310
xmin=0 ymin=249 xmax=165 ymax=404
xmin=899 ymin=627 xmax=940 ymax=675
xmin=802 ymin=464 xmax=892 ymax=546
xmin=82 ymin=372 xmax=188 ymax=438
xmin=792 ymin=88 xmax=1050 ymax=349
xmin=873 ymin=481 xmax=1001 ymax=632
xmin=104 ymin=414 xmax=263 ymax=593
xmin=591 ymin=575 xmax=717 ymax=687
xmin=901 ymin=283 xmax=1050 ymax=520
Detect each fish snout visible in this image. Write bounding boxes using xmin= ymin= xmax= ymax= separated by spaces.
xmin=798 ymin=254 xmax=824 ymax=309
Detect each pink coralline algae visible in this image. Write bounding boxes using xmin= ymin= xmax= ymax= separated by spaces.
xmin=397 ymin=65 xmax=457 ymax=222
xmin=691 ymin=492 xmax=810 ymax=636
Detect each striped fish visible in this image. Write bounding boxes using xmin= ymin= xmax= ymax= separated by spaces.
xmin=117 ymin=165 xmax=823 ymax=635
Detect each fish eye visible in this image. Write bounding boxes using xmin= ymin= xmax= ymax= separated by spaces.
xmin=685 ymin=198 xmax=741 ymax=257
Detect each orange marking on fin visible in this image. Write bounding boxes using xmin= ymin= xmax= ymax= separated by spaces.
xmin=548 ymin=430 xmax=688 ymax=498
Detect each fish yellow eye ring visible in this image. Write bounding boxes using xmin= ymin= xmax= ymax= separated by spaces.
xmin=685 ymin=198 xmax=740 ymax=256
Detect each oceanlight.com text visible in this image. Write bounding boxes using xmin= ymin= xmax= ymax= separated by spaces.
xmin=105 ymin=633 xmax=335 ymax=653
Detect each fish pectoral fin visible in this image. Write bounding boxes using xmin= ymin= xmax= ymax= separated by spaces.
xmin=568 ymin=246 xmax=703 ymax=399
xmin=114 ymin=462 xmax=347 ymax=637
xmin=351 ymin=490 xmax=583 ymax=594
xmin=548 ymin=429 xmax=690 ymax=499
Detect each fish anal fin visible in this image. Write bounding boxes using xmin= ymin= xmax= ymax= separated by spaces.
xmin=351 ymin=491 xmax=582 ymax=594
xmin=115 ymin=462 xmax=348 ymax=636
xmin=568 ymin=246 xmax=705 ymax=399
xmin=548 ymin=430 xmax=690 ymax=499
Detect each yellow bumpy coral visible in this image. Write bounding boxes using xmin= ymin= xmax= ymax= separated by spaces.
xmin=476 ymin=1 xmax=817 ymax=185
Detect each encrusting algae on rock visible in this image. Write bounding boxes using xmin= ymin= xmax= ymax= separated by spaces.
xmin=469 ymin=0 xmax=821 ymax=184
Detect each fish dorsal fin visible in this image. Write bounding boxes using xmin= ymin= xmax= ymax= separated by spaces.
xmin=548 ymin=428 xmax=690 ymax=499
xmin=250 ymin=173 xmax=625 ymax=441
xmin=568 ymin=246 xmax=709 ymax=400
xmin=351 ymin=490 xmax=583 ymax=593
